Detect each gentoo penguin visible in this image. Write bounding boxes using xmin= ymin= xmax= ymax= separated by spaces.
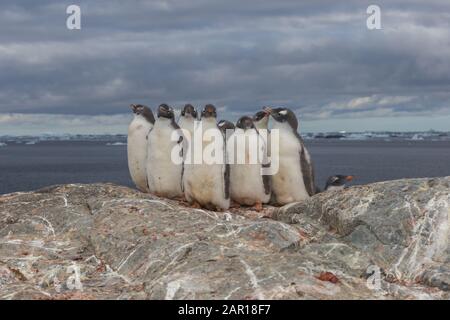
xmin=127 ymin=104 xmax=155 ymax=192
xmin=269 ymin=107 xmax=316 ymax=205
xmin=146 ymin=104 xmax=184 ymax=199
xmin=324 ymin=175 xmax=354 ymax=191
xmin=178 ymin=104 xmax=198 ymax=139
xmin=217 ymin=120 xmax=235 ymax=143
xmin=178 ymin=104 xmax=198 ymax=165
xmin=183 ymin=104 xmax=230 ymax=210
xmin=227 ymin=116 xmax=271 ymax=210
xmin=217 ymin=120 xmax=235 ymax=135
xmin=252 ymin=108 xmax=271 ymax=131
xmin=252 ymin=107 xmax=271 ymax=154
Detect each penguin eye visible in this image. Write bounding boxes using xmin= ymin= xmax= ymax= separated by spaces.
xmin=279 ymin=110 xmax=288 ymax=115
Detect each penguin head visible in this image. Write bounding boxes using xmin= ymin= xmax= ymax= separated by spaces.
xmin=217 ymin=120 xmax=235 ymax=133
xmin=130 ymin=104 xmax=155 ymax=124
xmin=253 ymin=107 xmax=271 ymax=129
xmin=269 ymin=107 xmax=298 ymax=131
xmin=325 ymin=175 xmax=354 ymax=191
xmin=201 ymin=104 xmax=217 ymax=119
xmin=181 ymin=104 xmax=198 ymax=119
xmin=157 ymin=104 xmax=175 ymax=119
xmin=236 ymin=116 xmax=255 ymax=130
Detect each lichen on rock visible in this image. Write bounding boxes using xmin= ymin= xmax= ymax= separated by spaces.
xmin=0 ymin=177 xmax=448 ymax=299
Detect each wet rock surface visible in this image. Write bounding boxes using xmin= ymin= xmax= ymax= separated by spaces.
xmin=0 ymin=177 xmax=448 ymax=299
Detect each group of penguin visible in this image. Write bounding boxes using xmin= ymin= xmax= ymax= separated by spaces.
xmin=127 ymin=103 xmax=354 ymax=211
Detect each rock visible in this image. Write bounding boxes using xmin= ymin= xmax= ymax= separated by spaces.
xmin=0 ymin=178 xmax=448 ymax=299
xmin=274 ymin=176 xmax=450 ymax=294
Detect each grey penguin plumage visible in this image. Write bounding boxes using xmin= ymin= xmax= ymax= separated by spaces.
xmin=127 ymin=104 xmax=155 ymax=192
xmin=269 ymin=107 xmax=316 ymax=204
xmin=146 ymin=104 xmax=184 ymax=199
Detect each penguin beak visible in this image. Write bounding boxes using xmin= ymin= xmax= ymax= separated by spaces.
xmin=345 ymin=175 xmax=354 ymax=181
xmin=264 ymin=107 xmax=272 ymax=115
xmin=130 ymin=104 xmax=137 ymax=113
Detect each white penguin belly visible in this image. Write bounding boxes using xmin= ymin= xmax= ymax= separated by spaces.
xmin=178 ymin=117 xmax=196 ymax=139
xmin=228 ymin=130 xmax=270 ymax=205
xmin=127 ymin=117 xmax=152 ymax=192
xmin=183 ymin=121 xmax=229 ymax=210
xmin=230 ymin=163 xmax=269 ymax=205
xmin=178 ymin=117 xmax=196 ymax=165
xmin=185 ymin=164 xmax=226 ymax=204
xmin=146 ymin=120 xmax=183 ymax=198
xmin=272 ymin=131 xmax=310 ymax=204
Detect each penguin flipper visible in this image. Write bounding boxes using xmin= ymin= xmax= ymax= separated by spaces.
xmin=223 ymin=136 xmax=230 ymax=200
xmin=259 ymin=134 xmax=271 ymax=195
xmin=224 ymin=163 xmax=230 ymax=200
xmin=180 ymin=162 xmax=185 ymax=193
xmin=262 ymin=164 xmax=271 ymax=195
xmin=177 ymin=130 xmax=186 ymax=194
xmin=146 ymin=126 xmax=154 ymax=140
xmin=299 ymin=141 xmax=316 ymax=196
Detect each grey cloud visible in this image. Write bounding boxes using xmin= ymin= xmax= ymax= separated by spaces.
xmin=0 ymin=0 xmax=449 ymax=131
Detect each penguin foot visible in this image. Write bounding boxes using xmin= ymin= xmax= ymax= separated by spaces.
xmin=136 ymin=186 xmax=148 ymax=193
xmin=190 ymin=202 xmax=202 ymax=209
xmin=253 ymin=202 xmax=263 ymax=212
xmin=230 ymin=200 xmax=241 ymax=208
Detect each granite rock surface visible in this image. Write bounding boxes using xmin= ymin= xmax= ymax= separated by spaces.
xmin=0 ymin=177 xmax=448 ymax=299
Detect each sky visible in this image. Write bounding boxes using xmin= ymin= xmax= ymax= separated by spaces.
xmin=0 ymin=0 xmax=449 ymax=135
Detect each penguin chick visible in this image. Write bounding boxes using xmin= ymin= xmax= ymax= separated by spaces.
xmin=228 ymin=116 xmax=271 ymax=210
xmin=182 ymin=104 xmax=230 ymax=210
xmin=179 ymin=103 xmax=198 ymax=138
xmin=217 ymin=120 xmax=235 ymax=138
xmin=146 ymin=104 xmax=184 ymax=199
xmin=269 ymin=107 xmax=316 ymax=204
xmin=252 ymin=107 xmax=271 ymax=130
xmin=178 ymin=104 xmax=198 ymax=165
xmin=127 ymin=104 xmax=155 ymax=192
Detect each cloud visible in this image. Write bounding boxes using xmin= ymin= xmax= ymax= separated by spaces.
xmin=0 ymin=113 xmax=131 ymax=135
xmin=0 ymin=1 xmax=449 ymax=133
xmin=297 ymin=94 xmax=450 ymax=121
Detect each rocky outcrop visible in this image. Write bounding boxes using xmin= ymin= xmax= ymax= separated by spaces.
xmin=0 ymin=177 xmax=448 ymax=299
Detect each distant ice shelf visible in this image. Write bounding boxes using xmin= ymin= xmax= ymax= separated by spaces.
xmin=303 ymin=131 xmax=449 ymax=141
xmin=0 ymin=131 xmax=449 ymax=144
xmin=106 ymin=142 xmax=127 ymax=146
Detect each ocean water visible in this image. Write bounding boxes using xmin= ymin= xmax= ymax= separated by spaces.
xmin=0 ymin=139 xmax=449 ymax=195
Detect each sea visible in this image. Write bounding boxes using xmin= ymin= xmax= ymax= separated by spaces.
xmin=0 ymin=131 xmax=449 ymax=195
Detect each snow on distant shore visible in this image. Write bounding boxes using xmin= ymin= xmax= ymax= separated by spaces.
xmin=0 ymin=131 xmax=448 ymax=143
xmin=106 ymin=142 xmax=127 ymax=146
